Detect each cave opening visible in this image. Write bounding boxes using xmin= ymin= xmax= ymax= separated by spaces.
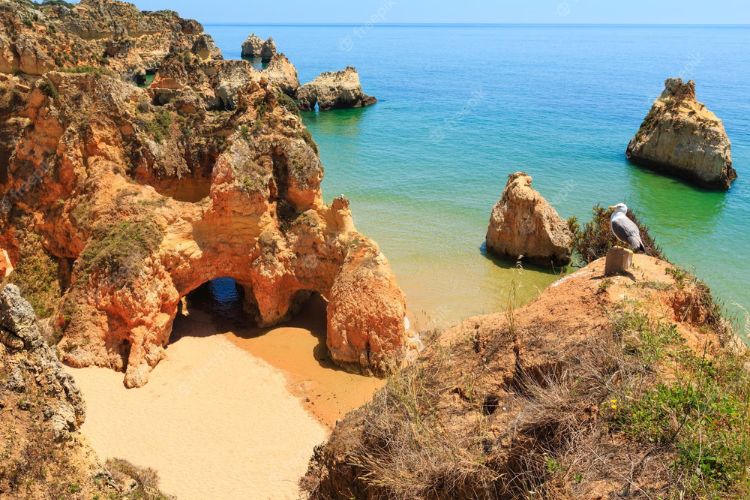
xmin=170 ymin=278 xmax=327 ymax=348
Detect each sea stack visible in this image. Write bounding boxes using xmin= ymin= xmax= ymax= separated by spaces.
xmin=485 ymin=172 xmax=573 ymax=267
xmin=627 ymin=78 xmax=737 ymax=190
xmin=241 ymin=33 xmax=276 ymax=62
xmin=296 ymin=67 xmax=377 ymax=111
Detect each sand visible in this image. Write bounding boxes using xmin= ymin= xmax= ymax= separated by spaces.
xmin=66 ymin=296 xmax=384 ymax=499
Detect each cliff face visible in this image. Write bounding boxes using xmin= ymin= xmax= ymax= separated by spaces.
xmin=0 ymin=283 xmax=100 ymax=497
xmin=627 ymin=78 xmax=737 ymax=190
xmin=0 ymin=0 xmax=414 ymax=388
xmin=303 ymin=256 xmax=747 ymax=499
xmin=486 ymin=172 xmax=573 ymax=267
xmin=0 ymin=0 xmax=215 ymax=77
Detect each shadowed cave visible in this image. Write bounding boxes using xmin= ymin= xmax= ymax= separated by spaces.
xmin=169 ymin=278 xmax=334 ymax=368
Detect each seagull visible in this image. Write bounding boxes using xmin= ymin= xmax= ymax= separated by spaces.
xmin=608 ymin=203 xmax=645 ymax=252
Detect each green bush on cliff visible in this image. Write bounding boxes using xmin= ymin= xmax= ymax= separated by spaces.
xmin=144 ymin=111 xmax=173 ymax=143
xmin=6 ymin=229 xmax=61 ymax=319
xmin=78 ymin=219 xmax=163 ymax=285
xmin=607 ymin=309 xmax=750 ymax=498
xmin=276 ymin=91 xmax=301 ymax=116
xmin=568 ymin=204 xmax=664 ymax=264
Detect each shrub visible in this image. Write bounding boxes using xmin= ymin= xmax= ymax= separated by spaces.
xmin=105 ymin=458 xmax=173 ymax=500
xmin=77 ymin=219 xmax=163 ymax=285
xmin=568 ymin=204 xmax=664 ymax=264
xmin=38 ymin=79 xmax=58 ymax=99
xmin=276 ymin=91 xmax=300 ymax=116
xmin=7 ymin=229 xmax=60 ymax=319
xmin=144 ymin=110 xmax=173 ymax=143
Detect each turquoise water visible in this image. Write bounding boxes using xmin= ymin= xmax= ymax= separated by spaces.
xmin=207 ymin=24 xmax=750 ymax=330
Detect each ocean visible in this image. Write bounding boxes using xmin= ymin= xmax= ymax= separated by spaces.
xmin=206 ymin=24 xmax=750 ymax=332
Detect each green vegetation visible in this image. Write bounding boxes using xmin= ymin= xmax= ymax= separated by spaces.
xmin=7 ymin=229 xmax=60 ymax=319
xmin=38 ymin=79 xmax=58 ymax=99
xmin=297 ymin=128 xmax=319 ymax=154
xmin=78 ymin=219 xmax=163 ymax=285
xmin=37 ymin=0 xmax=75 ymax=8
xmin=144 ymin=110 xmax=173 ymax=143
xmin=276 ymin=91 xmax=301 ymax=116
xmin=568 ymin=204 xmax=664 ymax=264
xmin=609 ymin=309 xmax=750 ymax=498
xmin=59 ymin=65 xmax=112 ymax=77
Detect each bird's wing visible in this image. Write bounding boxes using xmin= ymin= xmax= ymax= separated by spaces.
xmin=612 ymin=216 xmax=643 ymax=249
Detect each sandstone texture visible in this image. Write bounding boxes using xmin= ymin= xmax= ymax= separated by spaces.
xmin=0 ymin=0 xmax=218 ymax=78
xmin=304 ymin=255 xmax=741 ymax=499
xmin=485 ymin=172 xmax=573 ymax=266
xmin=241 ymin=33 xmax=276 ymax=62
xmin=0 ymin=0 xmax=413 ymax=388
xmin=627 ymin=78 xmax=737 ymax=190
xmin=297 ymin=67 xmax=377 ymax=111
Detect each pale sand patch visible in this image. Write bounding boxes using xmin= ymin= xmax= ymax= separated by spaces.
xmin=67 ymin=333 xmax=328 ymax=500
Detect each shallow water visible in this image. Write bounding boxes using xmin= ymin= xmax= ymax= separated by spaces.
xmin=208 ymin=24 xmax=750 ymax=330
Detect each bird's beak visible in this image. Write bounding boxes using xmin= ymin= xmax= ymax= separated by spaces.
xmin=607 ymin=205 xmax=615 ymax=210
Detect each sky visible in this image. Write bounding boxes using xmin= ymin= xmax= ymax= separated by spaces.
xmin=125 ymin=0 xmax=750 ymax=25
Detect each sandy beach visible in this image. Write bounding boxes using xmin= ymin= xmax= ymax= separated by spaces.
xmin=66 ymin=294 xmax=383 ymax=499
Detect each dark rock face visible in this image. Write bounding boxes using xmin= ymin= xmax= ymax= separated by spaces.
xmin=0 ymin=284 xmax=85 ymax=440
xmin=627 ymin=78 xmax=737 ymax=190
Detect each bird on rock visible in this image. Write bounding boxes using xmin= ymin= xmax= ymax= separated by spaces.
xmin=609 ymin=203 xmax=645 ymax=252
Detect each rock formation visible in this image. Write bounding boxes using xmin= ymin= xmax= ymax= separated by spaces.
xmin=485 ymin=172 xmax=573 ymax=266
xmin=297 ymin=67 xmax=377 ymax=111
xmin=241 ymin=33 xmax=276 ymax=62
xmin=303 ymin=255 xmax=741 ymax=499
xmin=263 ymin=54 xmax=300 ymax=97
xmin=0 ymin=284 xmax=172 ymax=497
xmin=0 ymin=0 xmax=413 ymax=388
xmin=627 ymin=78 xmax=737 ymax=190
xmin=0 ymin=0 xmax=218 ymax=78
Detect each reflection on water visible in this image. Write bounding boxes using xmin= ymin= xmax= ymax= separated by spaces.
xmin=302 ymin=107 xmax=368 ymax=137
xmin=625 ymin=162 xmax=727 ymax=238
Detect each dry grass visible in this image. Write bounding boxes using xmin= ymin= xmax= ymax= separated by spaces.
xmin=105 ymin=458 xmax=174 ymax=500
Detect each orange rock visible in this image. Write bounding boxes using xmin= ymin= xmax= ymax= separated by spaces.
xmin=0 ymin=3 xmax=416 ymax=387
xmin=486 ymin=172 xmax=573 ymax=267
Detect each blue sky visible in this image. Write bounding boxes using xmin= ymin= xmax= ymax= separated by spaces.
xmin=126 ymin=0 xmax=750 ymax=25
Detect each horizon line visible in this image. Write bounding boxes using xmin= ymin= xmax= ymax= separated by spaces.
xmin=203 ymin=22 xmax=750 ymax=28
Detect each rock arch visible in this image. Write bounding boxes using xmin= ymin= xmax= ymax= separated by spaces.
xmin=1 ymin=64 xmax=416 ymax=387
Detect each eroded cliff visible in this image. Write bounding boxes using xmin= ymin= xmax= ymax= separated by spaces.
xmin=0 ymin=0 xmax=415 ymax=388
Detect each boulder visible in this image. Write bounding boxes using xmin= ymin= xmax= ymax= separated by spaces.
xmin=296 ymin=66 xmax=377 ymax=111
xmin=241 ymin=33 xmax=276 ymax=62
xmin=485 ymin=172 xmax=573 ymax=266
xmin=627 ymin=78 xmax=737 ymax=190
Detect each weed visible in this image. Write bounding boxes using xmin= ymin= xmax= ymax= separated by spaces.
xmin=144 ymin=110 xmax=173 ymax=143
xmin=77 ymin=219 xmax=163 ymax=285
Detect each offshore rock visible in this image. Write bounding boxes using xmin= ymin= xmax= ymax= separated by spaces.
xmin=241 ymin=33 xmax=276 ymax=62
xmin=486 ymin=172 xmax=573 ymax=266
xmin=297 ymin=67 xmax=377 ymax=111
xmin=627 ymin=78 xmax=736 ymax=190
